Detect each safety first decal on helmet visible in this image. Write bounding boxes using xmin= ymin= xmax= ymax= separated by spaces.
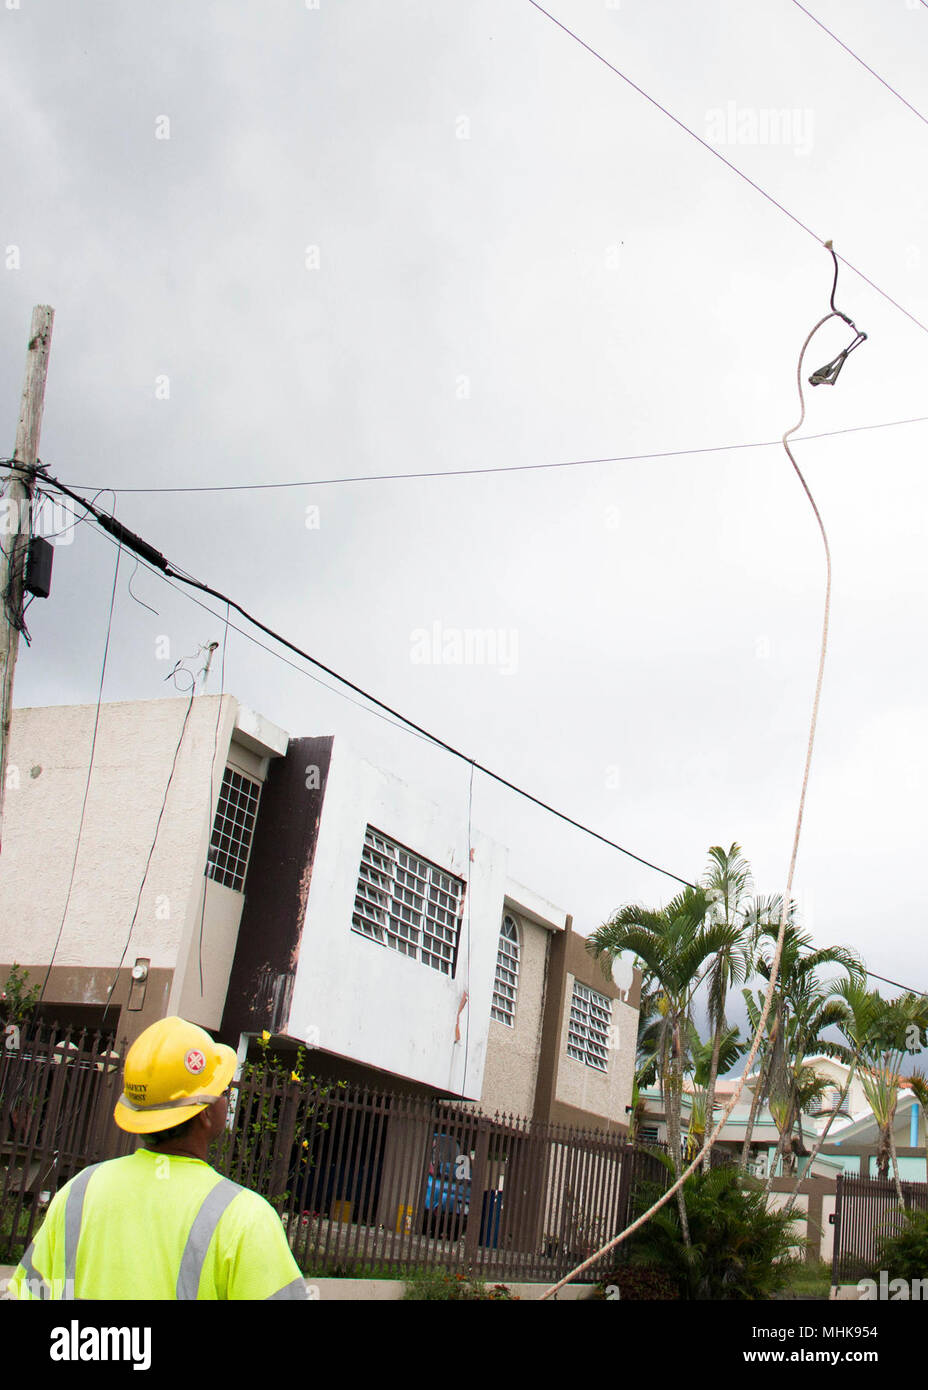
xmin=184 ymin=1048 xmax=207 ymax=1075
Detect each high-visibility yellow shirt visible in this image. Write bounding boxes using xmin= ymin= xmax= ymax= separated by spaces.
xmin=7 ymin=1148 xmax=307 ymax=1301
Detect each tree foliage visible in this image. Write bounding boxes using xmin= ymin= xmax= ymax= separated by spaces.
xmin=613 ymin=1153 xmax=803 ymax=1300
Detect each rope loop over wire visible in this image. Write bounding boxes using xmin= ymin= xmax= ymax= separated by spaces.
xmin=810 ymin=241 xmax=868 ymax=387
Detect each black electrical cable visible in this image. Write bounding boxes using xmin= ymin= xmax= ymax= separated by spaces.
xmin=40 ymin=471 xmax=691 ymax=887
xmin=52 ymin=482 xmax=927 ymax=1001
xmin=64 ymin=495 xmax=440 ymax=752
xmin=171 ymin=570 xmax=695 ymax=886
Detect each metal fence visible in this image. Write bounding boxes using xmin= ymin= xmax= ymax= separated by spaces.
xmin=210 ymin=1068 xmax=672 ymax=1282
xmin=831 ymin=1172 xmax=928 ymax=1284
xmin=0 ymin=1022 xmax=129 ymax=1262
xmin=1 ymin=1024 xmax=670 ymax=1282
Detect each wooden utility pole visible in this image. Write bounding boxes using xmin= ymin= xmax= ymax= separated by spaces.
xmin=0 ymin=305 xmax=54 ymax=854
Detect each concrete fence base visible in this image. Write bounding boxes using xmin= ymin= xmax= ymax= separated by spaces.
xmin=1 ymin=1267 xmax=594 ymax=1300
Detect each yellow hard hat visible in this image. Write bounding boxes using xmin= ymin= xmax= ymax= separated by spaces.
xmin=114 ymin=1016 xmax=237 ymax=1134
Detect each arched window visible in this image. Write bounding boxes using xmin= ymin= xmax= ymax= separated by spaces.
xmin=491 ymin=915 xmax=520 ymax=1026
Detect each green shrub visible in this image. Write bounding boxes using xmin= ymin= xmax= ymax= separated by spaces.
xmin=871 ymin=1209 xmax=928 ymax=1281
xmin=0 ymin=1199 xmax=33 ymax=1266
xmin=0 ymin=964 xmax=40 ymax=1026
xmin=603 ymin=1154 xmax=804 ymax=1300
xmin=598 ymin=1265 xmax=680 ymax=1300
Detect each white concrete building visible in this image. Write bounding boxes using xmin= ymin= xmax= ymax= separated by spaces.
xmin=0 ymin=697 xmax=640 ymax=1132
xmin=0 ymin=695 xmax=287 ymax=1038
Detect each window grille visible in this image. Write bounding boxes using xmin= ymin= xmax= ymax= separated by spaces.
xmin=205 ymin=766 xmax=262 ymax=892
xmin=566 ymin=981 xmax=611 ymax=1072
xmin=351 ymin=826 xmax=465 ymax=975
xmin=491 ymin=915 xmax=520 ymax=1025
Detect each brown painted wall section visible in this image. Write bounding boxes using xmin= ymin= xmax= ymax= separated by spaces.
xmin=532 ymin=919 xmax=568 ymax=1125
xmin=531 ymin=924 xmax=638 ymax=1135
xmin=220 ymin=736 xmax=333 ymax=1044
xmin=565 ymin=929 xmax=625 ymax=1002
xmin=0 ymin=963 xmax=174 ymax=1047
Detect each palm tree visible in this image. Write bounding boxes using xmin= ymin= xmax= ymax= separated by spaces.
xmin=587 ymin=884 xmax=735 ymax=1245
xmin=738 ymin=920 xmax=863 ymax=1176
xmin=782 ymin=977 xmax=882 ymax=1214
xmin=699 ymin=845 xmax=778 ymax=1171
xmin=902 ymin=1068 xmax=928 ymax=1185
xmin=851 ymin=992 xmax=928 ymax=1205
xmin=763 ymin=976 xmax=852 ymax=1187
xmin=684 ymin=1021 xmax=747 ymax=1158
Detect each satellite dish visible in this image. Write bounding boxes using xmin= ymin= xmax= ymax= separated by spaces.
xmin=611 ymin=957 xmax=634 ymax=995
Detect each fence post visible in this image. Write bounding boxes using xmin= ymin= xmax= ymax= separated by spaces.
xmin=831 ymin=1172 xmax=842 ymax=1288
xmin=269 ymin=1077 xmax=300 ymax=1204
xmin=804 ymin=1181 xmax=823 ymax=1265
xmin=462 ymin=1117 xmax=490 ymax=1270
xmin=616 ymin=1142 xmax=634 ymax=1232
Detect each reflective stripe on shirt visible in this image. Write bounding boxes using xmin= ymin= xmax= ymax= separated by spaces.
xmin=18 ymin=1241 xmax=51 ymax=1299
xmin=12 ymin=1150 xmax=306 ymax=1299
xmin=176 ymin=1179 xmax=243 ymax=1300
xmin=64 ymin=1163 xmax=103 ymax=1299
xmin=266 ymin=1276 xmax=309 ymax=1300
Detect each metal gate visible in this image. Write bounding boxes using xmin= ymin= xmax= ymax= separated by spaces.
xmin=831 ymin=1172 xmax=928 ymax=1285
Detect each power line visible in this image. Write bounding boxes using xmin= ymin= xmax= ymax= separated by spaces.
xmin=524 ymin=0 xmax=928 ymax=338
xmin=67 ymin=494 xmax=447 ymax=751
xmin=102 ymin=689 xmax=197 ymax=1023
xmin=4 ymin=416 xmax=927 ymax=497
xmin=38 ymin=537 xmax=122 ymax=1004
xmin=199 ymin=612 xmax=229 ymax=995
xmin=39 ymin=469 xmax=693 ymax=888
xmin=790 ymin=0 xmax=928 ymax=130
xmin=45 ymin=478 xmax=927 ymax=1001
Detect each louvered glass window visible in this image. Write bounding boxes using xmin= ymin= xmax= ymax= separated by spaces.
xmin=491 ymin=915 xmax=520 ymax=1025
xmin=566 ymin=981 xmax=611 ymax=1072
xmin=352 ymin=826 xmax=465 ymax=975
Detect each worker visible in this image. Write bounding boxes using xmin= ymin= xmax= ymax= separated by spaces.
xmin=7 ymin=1016 xmax=308 ymax=1300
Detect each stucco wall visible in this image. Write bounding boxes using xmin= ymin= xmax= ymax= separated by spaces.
xmin=554 ymin=973 xmax=637 ymax=1127
xmin=285 ymin=738 xmax=508 ymax=1100
xmin=175 ymin=877 xmax=246 ymax=1030
xmin=480 ymin=915 xmax=550 ymax=1117
xmin=0 ymin=697 xmax=286 ymax=1034
xmin=0 ymin=698 xmax=239 ymax=968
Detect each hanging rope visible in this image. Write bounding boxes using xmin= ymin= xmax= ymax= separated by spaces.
xmin=539 ymin=244 xmax=867 ymax=1299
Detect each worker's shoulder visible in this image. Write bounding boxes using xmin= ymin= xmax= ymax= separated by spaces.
xmin=217 ymin=1181 xmax=290 ymax=1238
xmin=48 ymin=1154 xmax=126 ymax=1200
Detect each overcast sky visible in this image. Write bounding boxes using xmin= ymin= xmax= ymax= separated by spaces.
xmin=2 ymin=0 xmax=927 ymax=1024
